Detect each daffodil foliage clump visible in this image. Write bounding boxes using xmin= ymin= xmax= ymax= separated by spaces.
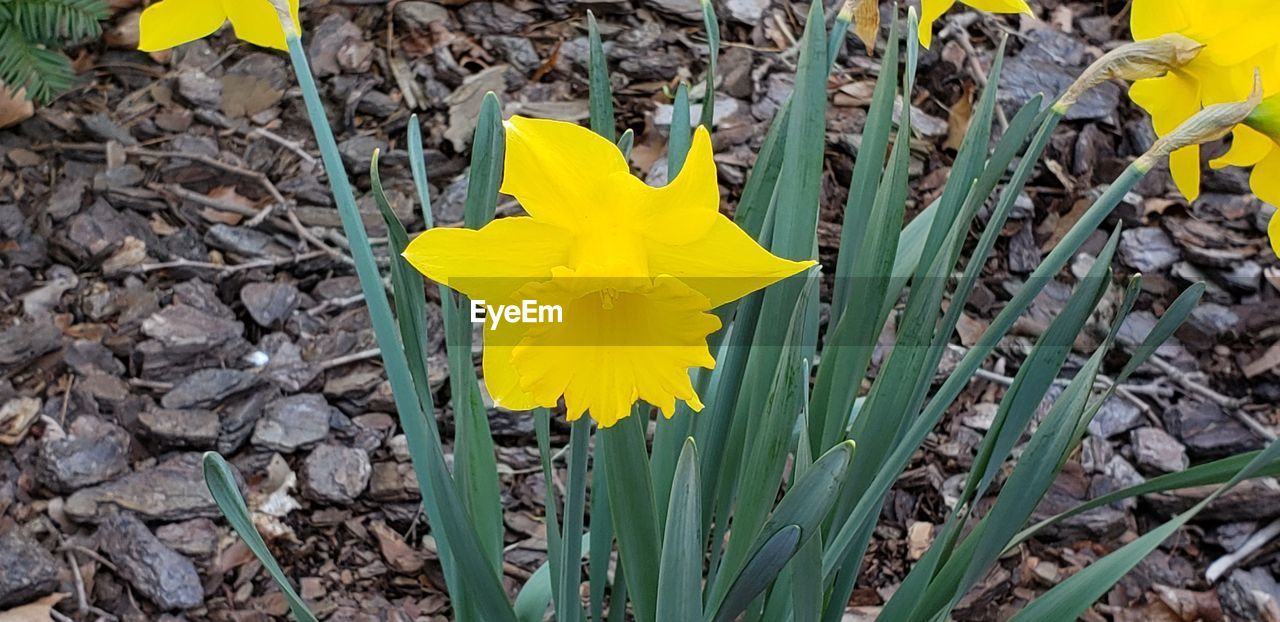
xmin=0 ymin=0 xmax=106 ymax=103
xmin=169 ymin=1 xmax=1280 ymax=621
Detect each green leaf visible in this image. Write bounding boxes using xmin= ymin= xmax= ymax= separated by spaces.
xmin=735 ymin=7 xmax=874 ymax=240
xmin=710 ymin=526 xmax=801 ymax=622
xmin=1012 ymin=449 xmax=1280 ymax=549
xmin=711 ymin=282 xmax=815 ymax=603
xmin=203 ymin=453 xmax=317 ymax=622
xmin=787 ymin=391 xmax=823 ymax=622
xmin=407 ymin=115 xmax=434 ymax=226
xmin=826 ymin=15 xmax=900 ymax=335
xmin=901 ymin=268 xmax=1137 ymax=622
xmin=657 ymin=439 xmax=703 ymax=622
xmin=1011 ymin=436 xmax=1280 ymax=622
xmin=827 ymin=7 xmax=852 ymax=66
xmin=451 ymin=92 xmax=506 ymax=572
xmin=515 ymin=531 xmax=593 ymax=622
xmin=601 ymin=409 xmax=662 ymax=622
xmin=369 ymin=150 xmax=434 ymax=420
xmin=586 ymin=10 xmax=616 ymax=141
xmin=514 ymin=560 xmax=555 ymax=622
xmin=810 ymin=12 xmax=914 ymax=456
xmin=617 ymin=127 xmax=635 ymax=158
xmin=959 ymin=228 xmax=1122 ymax=515
xmin=733 ymin=101 xmax=789 ymax=239
xmin=464 ymin=92 xmax=504 ymax=229
xmin=820 ymin=158 xmax=1149 ymax=608
xmin=734 ymin=0 xmax=825 ymax=487
xmin=699 ymin=0 xmax=720 ymax=130
xmin=669 ymin=82 xmax=693 ymax=175
xmin=1119 ymin=281 xmax=1207 ymax=379
xmin=765 ymin=0 xmax=826 ymax=263
xmin=707 ymin=442 xmax=855 ymax=621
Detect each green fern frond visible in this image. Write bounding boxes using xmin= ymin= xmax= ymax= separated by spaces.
xmin=10 ymin=0 xmax=106 ymax=44
xmin=0 ymin=23 xmax=76 ymax=103
xmin=0 ymin=0 xmax=106 ymax=103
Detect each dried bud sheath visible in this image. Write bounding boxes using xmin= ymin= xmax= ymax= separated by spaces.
xmin=1135 ymin=71 xmax=1263 ymax=172
xmin=843 ymin=0 xmax=880 ymax=54
xmin=1055 ymin=34 xmax=1204 ymax=113
xmin=268 ymin=0 xmax=299 ymax=38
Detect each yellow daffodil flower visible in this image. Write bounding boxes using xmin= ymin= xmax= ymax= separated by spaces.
xmin=1129 ymin=0 xmax=1280 ymax=202
xmin=919 ymin=0 xmax=1033 ymax=49
xmin=404 ymin=117 xmax=814 ymax=427
xmin=138 ymin=0 xmax=301 ymax=52
xmin=1223 ymin=95 xmax=1280 ymax=256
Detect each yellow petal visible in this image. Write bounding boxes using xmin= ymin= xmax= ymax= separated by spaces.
xmin=137 ymin=0 xmax=227 ymax=52
xmin=645 ymin=214 xmax=815 ymax=308
xmin=917 ymin=0 xmax=956 ymax=49
xmin=1190 ymin=6 xmax=1280 ymax=67
xmin=402 ymin=217 xmax=574 ymax=302
xmin=1129 ymin=72 xmax=1201 ymax=135
xmin=1270 ymin=208 xmax=1280 ymax=260
xmin=510 ymin=274 xmax=719 ymax=427
xmin=1169 ymin=145 xmax=1202 ymax=202
xmin=1129 ymin=73 xmax=1204 ymax=201
xmin=1212 ymin=126 xmax=1274 ymax=169
xmin=482 ymin=320 xmax=542 ymax=412
xmin=613 ymin=126 xmax=720 ymax=245
xmin=501 ymin=116 xmax=632 ymax=232
xmin=223 ymin=0 xmax=300 ymax=50
xmin=963 ymin=0 xmax=1032 ymax=15
xmin=1251 ymin=149 xmax=1280 ymax=210
xmin=1130 ymin=0 xmax=1192 ymax=41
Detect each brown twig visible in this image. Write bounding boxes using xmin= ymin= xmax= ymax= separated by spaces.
xmin=318 ymin=347 xmax=383 ymax=371
xmin=65 ymin=549 xmax=88 ymax=615
xmin=129 ymin=250 xmax=331 ymax=275
xmin=307 ymin=293 xmax=366 ymax=317
xmin=46 ymin=142 xmax=345 ymax=263
xmin=1145 ymin=355 xmax=1276 ymax=441
xmin=128 ymin=378 xmax=174 ymax=391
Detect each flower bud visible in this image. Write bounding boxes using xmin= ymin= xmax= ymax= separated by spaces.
xmin=1056 ymin=34 xmax=1204 ymax=113
xmin=1135 ymin=71 xmax=1263 ymax=172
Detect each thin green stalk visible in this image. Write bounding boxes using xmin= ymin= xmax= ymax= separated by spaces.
xmin=559 ymin=417 xmax=592 ymax=622
xmin=601 ymin=410 xmax=662 ymax=622
xmin=281 ymin=28 xmax=516 ymax=622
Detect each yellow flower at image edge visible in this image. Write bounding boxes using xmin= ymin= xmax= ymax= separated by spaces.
xmin=404 ymin=117 xmax=814 ymax=427
xmin=1128 ymin=0 xmax=1280 ymax=257
xmin=1223 ymin=98 xmax=1280 ymax=257
xmin=138 ymin=0 xmax=301 ymax=52
xmin=918 ymin=0 xmax=1032 ymax=48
